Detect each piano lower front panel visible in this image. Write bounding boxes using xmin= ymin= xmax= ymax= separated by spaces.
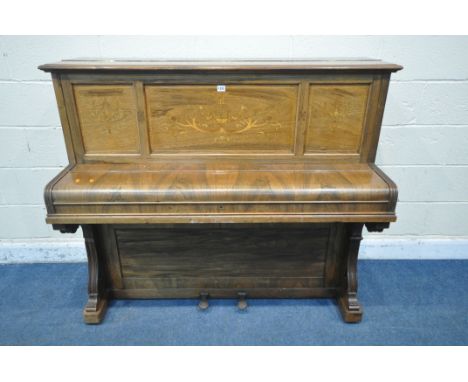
xmin=96 ymin=223 xmax=347 ymax=298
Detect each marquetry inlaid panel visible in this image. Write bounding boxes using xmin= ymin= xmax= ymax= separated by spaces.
xmin=145 ymin=84 xmax=298 ymax=153
xmin=73 ymin=85 xmax=140 ymax=154
xmin=305 ymin=84 xmax=370 ymax=153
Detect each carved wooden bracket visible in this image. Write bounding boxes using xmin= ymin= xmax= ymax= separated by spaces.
xmin=365 ymin=222 xmax=390 ymax=232
xmin=52 ymin=224 xmax=79 ymax=234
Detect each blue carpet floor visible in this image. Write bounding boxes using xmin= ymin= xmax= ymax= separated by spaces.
xmin=0 ymin=260 xmax=467 ymax=345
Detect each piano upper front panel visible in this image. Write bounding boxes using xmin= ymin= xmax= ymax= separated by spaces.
xmin=58 ymin=72 xmax=387 ymax=163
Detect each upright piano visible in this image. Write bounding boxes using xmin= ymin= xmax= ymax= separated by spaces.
xmin=39 ymin=59 xmax=402 ymax=323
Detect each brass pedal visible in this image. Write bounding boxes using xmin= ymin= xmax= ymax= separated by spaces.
xmin=237 ymin=292 xmax=248 ymax=311
xmin=198 ymin=292 xmax=209 ymax=310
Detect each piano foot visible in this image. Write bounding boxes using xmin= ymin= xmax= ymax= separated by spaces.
xmin=83 ymin=295 xmax=108 ymax=324
xmin=337 ymin=293 xmax=363 ymax=323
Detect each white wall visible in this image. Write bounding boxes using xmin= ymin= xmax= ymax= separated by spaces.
xmin=0 ymin=36 xmax=467 ymax=261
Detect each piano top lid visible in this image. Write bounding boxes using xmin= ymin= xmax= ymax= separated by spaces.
xmin=38 ymin=58 xmax=403 ymax=72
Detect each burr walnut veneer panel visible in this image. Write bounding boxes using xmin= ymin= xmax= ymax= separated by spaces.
xmin=46 ymin=162 xmax=396 ymax=222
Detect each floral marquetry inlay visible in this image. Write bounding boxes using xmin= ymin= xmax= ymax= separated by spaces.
xmin=145 ymin=85 xmax=298 ymax=152
xmin=73 ymin=85 xmax=140 ymax=154
xmin=305 ymin=84 xmax=370 ymax=154
xmin=86 ymin=97 xmax=132 ymax=125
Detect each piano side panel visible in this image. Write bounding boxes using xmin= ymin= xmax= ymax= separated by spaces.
xmin=51 ymin=74 xmax=77 ymax=164
xmin=359 ymin=74 xmax=391 ymax=162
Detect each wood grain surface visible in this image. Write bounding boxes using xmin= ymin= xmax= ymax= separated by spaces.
xmin=117 ymin=224 xmax=328 ymax=281
xmin=45 ymin=162 xmax=396 ymax=223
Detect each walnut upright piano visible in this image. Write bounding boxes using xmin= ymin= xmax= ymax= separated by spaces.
xmin=39 ymin=59 xmax=402 ymax=324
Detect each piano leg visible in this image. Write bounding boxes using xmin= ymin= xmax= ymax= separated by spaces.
xmin=82 ymin=225 xmax=108 ymax=324
xmin=338 ymin=223 xmax=364 ymax=323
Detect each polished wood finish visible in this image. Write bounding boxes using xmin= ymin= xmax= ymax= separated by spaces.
xmin=45 ymin=162 xmax=396 ymax=223
xmin=40 ymin=59 xmax=402 ymax=324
